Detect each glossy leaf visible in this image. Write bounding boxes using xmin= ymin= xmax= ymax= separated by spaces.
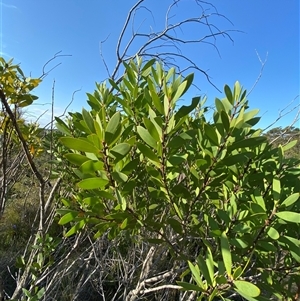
xmin=204 ymin=123 xmax=219 ymax=145
xmin=228 ymin=137 xmax=266 ymax=151
xmin=220 ymin=232 xmax=232 ymax=276
xmin=82 ymin=108 xmax=95 ymax=133
xmin=175 ymin=96 xmax=200 ymax=119
xmin=197 ymin=255 xmax=213 ymax=286
xmin=267 ymin=226 xmax=280 ymax=240
xmin=188 ymin=261 xmax=206 ymax=289
xmin=137 ymin=142 xmax=159 ymax=163
xmin=234 ymin=280 xmax=260 ymax=297
xmin=110 ymin=143 xmax=131 ymax=163
xmin=272 ymin=177 xmax=281 ymax=202
xmin=60 ymin=137 xmax=99 ymax=153
xmin=280 ymin=193 xmax=299 ymax=208
xmin=58 ymin=210 xmax=78 ymax=225
xmin=65 ymin=220 xmax=86 ymax=237
xmin=77 ymin=178 xmax=109 ymax=190
xmin=275 ymin=211 xmax=300 ymax=223
xmin=55 ymin=117 xmax=71 ymax=135
xmin=105 ymin=112 xmax=121 ymax=145
xmin=137 ymin=126 xmax=157 ymax=149
xmin=224 ymin=85 xmax=233 ymax=104
xmin=64 ymin=153 xmax=90 ymax=166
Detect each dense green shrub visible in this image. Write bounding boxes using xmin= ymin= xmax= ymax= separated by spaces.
xmin=56 ymin=58 xmax=300 ymax=300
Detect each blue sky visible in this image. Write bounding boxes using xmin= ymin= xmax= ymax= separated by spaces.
xmin=1 ymin=0 xmax=299 ymax=129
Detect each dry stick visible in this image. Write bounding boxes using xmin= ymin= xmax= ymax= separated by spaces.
xmin=247 ymin=50 xmax=268 ymax=97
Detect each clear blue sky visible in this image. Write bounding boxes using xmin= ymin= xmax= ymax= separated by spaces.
xmin=1 ymin=0 xmax=299 ymax=129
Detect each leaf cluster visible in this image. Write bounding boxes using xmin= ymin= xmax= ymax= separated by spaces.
xmin=56 ymin=58 xmax=300 ymax=300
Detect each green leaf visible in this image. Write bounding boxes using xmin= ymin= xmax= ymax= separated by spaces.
xmin=267 ymin=226 xmax=280 ymax=240
xmin=282 ymin=139 xmax=297 ymax=152
xmin=141 ymin=58 xmax=156 ymax=76
xmin=137 ymin=142 xmax=160 ymax=163
xmin=112 ymin=171 xmax=128 ymax=183
xmin=181 ymin=73 xmax=194 ymax=95
xmin=120 ymin=218 xmax=128 ymax=229
xmin=220 ymin=232 xmax=232 ymax=276
xmin=105 ymin=112 xmax=121 ymax=145
xmin=80 ymin=160 xmax=104 ymax=174
xmin=147 ymin=78 xmax=164 ymax=114
xmin=280 ymin=193 xmax=299 ymax=207
xmin=143 ymin=117 xmax=161 ymax=141
xmin=275 ymin=211 xmax=300 ymax=223
xmin=204 ymin=123 xmax=219 ymax=145
xmin=228 ymin=137 xmax=266 ymax=151
xmin=58 ymin=210 xmax=78 ymax=225
xmin=110 ymin=143 xmax=131 ymax=163
xmin=172 ymin=79 xmax=187 ymax=103
xmin=224 ymin=85 xmax=233 ymax=104
xmin=167 ymin=218 xmax=183 ymax=235
xmin=82 ymin=108 xmax=95 ymax=133
xmin=197 ymin=255 xmax=213 ymax=286
xmin=221 ymin=111 xmax=230 ymax=132
xmin=232 ymin=266 xmax=243 ymax=280
xmin=55 ymin=117 xmax=71 ymax=135
xmin=65 ymin=220 xmax=85 ymax=237
xmin=175 ymin=96 xmax=200 ymax=119
xmin=188 ymin=261 xmax=206 ymax=289
xmin=137 ymin=126 xmax=157 ymax=149
xmin=60 ymin=137 xmax=99 ymax=153
xmin=272 ymin=177 xmax=281 ymax=202
xmin=64 ymin=153 xmax=90 ymax=166
xmin=206 ymin=249 xmax=215 ymax=286
xmin=77 ymin=178 xmax=109 ymax=190
xmin=221 ymin=152 xmax=254 ymax=166
xmin=234 ymin=280 xmax=260 ymax=297
xmin=116 ymin=189 xmax=126 ymax=210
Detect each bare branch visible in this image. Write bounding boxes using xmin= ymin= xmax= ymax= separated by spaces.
xmin=247 ymin=50 xmax=268 ymax=96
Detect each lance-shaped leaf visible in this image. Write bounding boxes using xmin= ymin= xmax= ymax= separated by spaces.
xmin=224 ymin=84 xmax=233 ymax=104
xmin=82 ymin=108 xmax=95 ymax=133
xmin=60 ymin=137 xmax=99 ymax=153
xmin=220 ymin=232 xmax=232 ymax=276
xmin=55 ymin=117 xmax=71 ymax=135
xmin=65 ymin=153 xmax=90 ymax=166
xmin=105 ymin=112 xmax=121 ymax=146
xmin=234 ymin=280 xmax=261 ymax=298
xmin=275 ymin=211 xmax=300 ymax=223
xmin=137 ymin=142 xmax=159 ymax=163
xmin=197 ymin=255 xmax=213 ymax=286
xmin=272 ymin=177 xmax=281 ymax=202
xmin=58 ymin=210 xmax=78 ymax=225
xmin=172 ymin=79 xmax=187 ymax=103
xmin=188 ymin=261 xmax=206 ymax=290
xmin=228 ymin=137 xmax=266 ymax=151
xmin=65 ymin=220 xmax=86 ymax=237
xmin=280 ymin=193 xmax=299 ymax=208
xmin=80 ymin=160 xmax=104 ymax=174
xmin=110 ymin=143 xmax=131 ymax=163
xmin=204 ymin=123 xmax=219 ymax=146
xmin=137 ymin=126 xmax=157 ymax=149
xmin=77 ymin=177 xmax=109 ymax=190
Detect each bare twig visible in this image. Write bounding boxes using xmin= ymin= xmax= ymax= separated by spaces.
xmin=247 ymin=50 xmax=268 ymax=96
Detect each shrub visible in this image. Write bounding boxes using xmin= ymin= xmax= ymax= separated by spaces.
xmin=56 ymin=58 xmax=300 ymax=300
